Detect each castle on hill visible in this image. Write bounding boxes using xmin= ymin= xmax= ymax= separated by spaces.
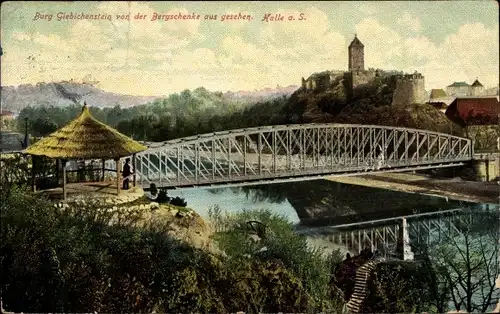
xmin=301 ymin=35 xmax=427 ymax=106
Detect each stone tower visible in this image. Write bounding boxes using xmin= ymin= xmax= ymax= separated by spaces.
xmin=348 ymin=34 xmax=364 ymax=71
xmin=391 ymin=72 xmax=426 ymax=106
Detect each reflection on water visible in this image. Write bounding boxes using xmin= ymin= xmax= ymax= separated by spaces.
xmin=168 ymin=185 xmax=301 ymax=224
xmin=169 ymin=179 xmax=499 ymax=312
xmin=168 ymin=178 xmax=476 ymax=227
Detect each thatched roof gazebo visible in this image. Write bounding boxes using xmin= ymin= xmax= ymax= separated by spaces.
xmin=23 ymin=103 xmax=147 ymax=200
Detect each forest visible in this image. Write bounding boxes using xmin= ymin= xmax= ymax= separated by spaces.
xmin=15 ymin=87 xmax=291 ymax=142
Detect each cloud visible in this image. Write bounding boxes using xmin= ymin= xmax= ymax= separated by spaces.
xmin=12 ymin=31 xmax=32 ymax=41
xmin=358 ymin=3 xmax=378 ymax=15
xmin=397 ymin=12 xmax=422 ymax=33
xmin=354 ymin=17 xmax=498 ymax=89
xmin=2 ymin=4 xmax=498 ymax=96
xmin=355 ymin=17 xmax=403 ymax=67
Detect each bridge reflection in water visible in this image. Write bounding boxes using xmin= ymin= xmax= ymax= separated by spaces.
xmin=296 ymin=204 xmax=499 ymax=259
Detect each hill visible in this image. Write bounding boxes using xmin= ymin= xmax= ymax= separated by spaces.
xmin=282 ymin=71 xmax=464 ymax=136
xmin=223 ymin=85 xmax=299 ymax=102
xmin=0 ymin=82 xmax=160 ymax=112
xmin=1 ymin=82 xmax=299 ymax=112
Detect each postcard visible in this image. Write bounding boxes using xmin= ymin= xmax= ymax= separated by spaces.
xmin=1 ymin=1 xmax=499 ymax=313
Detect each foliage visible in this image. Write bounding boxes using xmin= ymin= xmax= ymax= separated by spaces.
xmin=208 ymin=207 xmax=346 ymax=312
xmin=0 ymin=153 xmax=57 ymax=192
xmin=17 ymin=88 xmax=290 ymax=143
xmin=363 ymin=261 xmax=436 ymax=313
xmin=169 ymin=196 xmax=187 ymax=207
xmin=1 ymin=178 xmax=344 ymax=313
xmin=155 ymin=189 xmax=171 ymax=204
xmin=412 ymin=210 xmax=500 ymax=313
xmin=466 ymin=124 xmax=499 ymax=152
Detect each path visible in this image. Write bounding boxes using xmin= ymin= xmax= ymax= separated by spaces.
xmin=326 ymin=172 xmax=499 ymax=204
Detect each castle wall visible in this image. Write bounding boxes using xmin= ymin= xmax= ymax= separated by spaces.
xmin=351 ymin=70 xmax=376 ymax=89
xmin=391 ymin=75 xmax=426 ymax=106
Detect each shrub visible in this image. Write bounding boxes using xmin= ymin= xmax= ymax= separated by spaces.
xmin=1 ymin=186 xmax=344 ymax=313
xmin=208 ymin=207 xmax=346 ymax=312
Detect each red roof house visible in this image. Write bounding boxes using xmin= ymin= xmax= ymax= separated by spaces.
xmin=0 ymin=109 xmax=15 ymax=118
xmin=445 ymin=96 xmax=500 ymax=127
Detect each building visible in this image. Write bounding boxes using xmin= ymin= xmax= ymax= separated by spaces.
xmin=446 ymin=78 xmax=487 ymax=97
xmin=0 ymin=109 xmax=16 ymax=131
xmin=391 ymin=72 xmax=426 ymax=106
xmin=0 ymin=131 xmax=24 ymax=152
xmin=471 ymin=78 xmax=486 ymax=96
xmin=301 ymin=35 xmax=374 ymax=92
xmin=429 ymin=89 xmax=447 ymax=99
xmin=427 ymin=89 xmax=455 ymax=112
xmin=300 ymin=35 xmax=426 ymax=106
xmin=348 ymin=34 xmax=364 ymax=71
xmin=445 ymin=96 xmax=499 ymax=127
xmin=446 ymin=82 xmax=471 ymax=97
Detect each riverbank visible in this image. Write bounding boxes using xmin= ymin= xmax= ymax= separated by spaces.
xmin=326 ymin=172 xmax=499 ymax=204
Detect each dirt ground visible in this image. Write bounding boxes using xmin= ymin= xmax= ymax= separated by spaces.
xmin=326 ymin=172 xmax=500 ymax=204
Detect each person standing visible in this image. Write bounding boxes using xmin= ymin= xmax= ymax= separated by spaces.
xmin=122 ymin=158 xmax=133 ymax=190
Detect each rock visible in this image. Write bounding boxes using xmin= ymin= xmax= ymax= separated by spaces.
xmin=170 ymin=209 xmax=179 ymax=216
xmin=150 ymin=202 xmax=159 ymax=210
xmin=176 ymin=211 xmax=187 ymax=218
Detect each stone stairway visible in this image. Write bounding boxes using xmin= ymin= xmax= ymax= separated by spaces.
xmin=346 ymin=259 xmax=382 ymax=314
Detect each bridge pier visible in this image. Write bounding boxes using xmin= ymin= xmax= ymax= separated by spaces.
xmin=472 ymin=153 xmax=499 ymax=182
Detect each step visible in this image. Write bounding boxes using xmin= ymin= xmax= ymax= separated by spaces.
xmin=349 ymin=297 xmax=364 ymax=304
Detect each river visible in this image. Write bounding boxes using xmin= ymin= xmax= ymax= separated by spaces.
xmin=168 ymin=178 xmax=497 ymax=254
xmin=168 ymin=178 xmax=499 ymax=311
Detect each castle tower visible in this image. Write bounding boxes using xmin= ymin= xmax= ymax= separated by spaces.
xmin=391 ymin=72 xmax=426 ymax=106
xmin=348 ymin=34 xmax=364 ymax=71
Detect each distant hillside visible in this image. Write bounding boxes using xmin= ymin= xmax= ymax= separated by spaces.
xmin=1 ymin=82 xmax=299 ymax=112
xmin=0 ymin=82 xmax=159 ymax=112
xmin=223 ymin=85 xmax=298 ymax=102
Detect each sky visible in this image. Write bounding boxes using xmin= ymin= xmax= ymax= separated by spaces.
xmin=1 ymin=1 xmax=499 ymax=96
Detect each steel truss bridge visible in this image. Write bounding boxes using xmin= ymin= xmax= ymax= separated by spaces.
xmin=302 ymin=206 xmax=499 ymax=258
xmin=131 ymin=124 xmax=473 ymax=189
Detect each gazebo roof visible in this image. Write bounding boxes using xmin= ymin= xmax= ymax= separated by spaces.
xmin=24 ymin=104 xmax=148 ymax=159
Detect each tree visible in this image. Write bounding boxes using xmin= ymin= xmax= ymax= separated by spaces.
xmin=31 ymin=117 xmax=58 ymax=137
xmin=422 ymin=210 xmax=500 ymax=313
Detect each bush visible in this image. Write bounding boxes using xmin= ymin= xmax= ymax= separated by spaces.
xmin=208 ymin=207 xmax=346 ymax=312
xmin=169 ymin=196 xmax=187 ymax=207
xmin=1 ymin=186 xmax=345 ymax=313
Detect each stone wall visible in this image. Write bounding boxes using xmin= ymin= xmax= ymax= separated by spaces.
xmin=351 ymin=70 xmax=377 ymax=89
xmin=472 ymin=154 xmax=499 ymax=182
xmin=349 ymin=47 xmax=364 ymax=71
xmin=391 ymin=75 xmax=426 ymax=106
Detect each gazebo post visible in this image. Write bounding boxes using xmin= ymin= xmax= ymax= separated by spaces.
xmin=101 ymin=159 xmax=105 ymax=182
xmin=31 ymin=155 xmax=37 ymax=192
xmin=61 ymin=159 xmax=67 ymax=200
xmin=132 ymin=153 xmax=137 ymax=187
xmin=115 ymin=157 xmax=121 ymax=195
xmin=56 ymin=159 xmax=60 ymax=184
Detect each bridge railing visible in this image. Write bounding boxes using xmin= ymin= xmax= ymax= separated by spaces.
xmin=134 ymin=124 xmax=473 ymax=188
